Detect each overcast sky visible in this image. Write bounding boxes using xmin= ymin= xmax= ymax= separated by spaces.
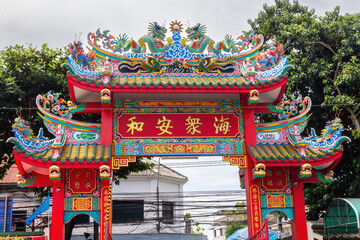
xmin=1 ymin=0 xmax=359 ymax=50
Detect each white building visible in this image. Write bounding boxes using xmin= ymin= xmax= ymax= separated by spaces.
xmin=72 ymin=160 xmax=188 ymax=238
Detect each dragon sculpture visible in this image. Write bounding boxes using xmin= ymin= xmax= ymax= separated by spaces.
xmin=90 ymin=30 xmax=144 ymax=53
xmin=68 ymin=41 xmax=96 ymax=70
xmin=119 ymin=54 xmax=165 ymax=73
xmin=182 ymin=23 xmax=238 ymax=54
xmin=194 ymin=55 xmax=235 ymax=73
xmin=7 ymin=91 xmax=88 ymax=153
xmin=182 ymin=25 xmax=262 ymax=55
xmin=303 ymin=118 xmax=351 ymax=149
xmin=255 ymin=41 xmax=285 ymax=70
xmin=90 ymin=22 xmax=171 ymax=54
xmin=209 ymin=34 xmax=239 ymax=54
xmin=7 ymin=116 xmax=55 ymax=153
xmin=139 ymin=55 xmax=165 ymax=73
xmin=268 ymin=93 xmax=309 ymax=120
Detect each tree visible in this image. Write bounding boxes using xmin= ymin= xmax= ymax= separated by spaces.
xmin=225 ymin=202 xmax=247 ymax=238
xmin=0 ymin=44 xmax=68 ymax=179
xmin=248 ymin=0 xmax=360 ymax=220
xmin=0 ymin=44 xmax=152 ymax=181
xmin=184 ymin=213 xmax=205 ymax=235
xmin=1 ymin=44 xmax=153 ymax=238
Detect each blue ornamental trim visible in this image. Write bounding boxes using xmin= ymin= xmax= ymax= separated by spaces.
xmin=65 ymin=56 xmax=102 ymax=78
xmin=261 ymin=208 xmax=294 ymax=220
xmin=256 ymin=57 xmax=293 ymax=80
xmin=64 ymin=210 xmax=101 ymax=223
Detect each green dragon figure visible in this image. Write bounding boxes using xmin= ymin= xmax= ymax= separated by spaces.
xmin=138 ymin=55 xmax=165 ymax=73
xmin=183 ymin=24 xmax=238 ymax=54
xmin=92 ymin=22 xmax=171 ymax=54
xmin=7 ymin=116 xmax=56 ymax=153
xmin=194 ymin=55 xmax=234 ymax=73
xmin=113 ymin=33 xmax=145 ymax=53
xmin=304 ymin=117 xmax=351 ymax=149
xmin=139 ymin=22 xmax=171 ymax=53
xmin=119 ymin=22 xmax=170 ymax=53
xmin=182 ymin=23 xmax=212 ymax=54
xmin=11 ymin=117 xmax=48 ymax=142
xmin=209 ymin=34 xmax=239 ymax=54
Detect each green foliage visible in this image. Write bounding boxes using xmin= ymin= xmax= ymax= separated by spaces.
xmin=249 ymin=0 xmax=360 ymax=220
xmin=226 ymin=222 xmax=245 ymax=238
xmin=0 ymin=44 xmax=68 ymax=179
xmin=0 ymin=44 xmax=152 ymax=191
xmin=184 ymin=213 xmax=205 ymax=235
xmin=225 ymin=202 xmax=246 ymax=238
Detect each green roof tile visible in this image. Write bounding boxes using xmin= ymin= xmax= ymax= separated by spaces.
xmin=248 ymin=143 xmax=343 ymax=163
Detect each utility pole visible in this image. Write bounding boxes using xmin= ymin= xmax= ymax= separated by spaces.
xmin=156 ymin=157 xmax=161 ymax=233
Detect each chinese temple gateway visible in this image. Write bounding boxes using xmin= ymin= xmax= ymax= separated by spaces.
xmin=8 ymin=21 xmax=350 ymax=240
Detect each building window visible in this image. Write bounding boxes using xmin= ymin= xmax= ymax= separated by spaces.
xmin=112 ymin=200 xmax=144 ymax=223
xmin=12 ymin=211 xmax=26 ymax=231
xmin=162 ymin=202 xmax=174 ymax=224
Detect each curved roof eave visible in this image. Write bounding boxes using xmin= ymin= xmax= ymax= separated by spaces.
xmin=325 ymin=198 xmax=360 ymax=231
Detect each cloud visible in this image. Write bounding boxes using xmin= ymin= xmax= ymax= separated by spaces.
xmin=1 ymin=0 xmax=358 ymax=49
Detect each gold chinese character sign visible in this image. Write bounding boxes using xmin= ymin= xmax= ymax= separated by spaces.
xmin=117 ymin=113 xmax=240 ymax=138
xmin=113 ymin=100 xmax=245 ymax=156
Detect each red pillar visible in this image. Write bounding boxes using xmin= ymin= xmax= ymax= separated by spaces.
xmin=100 ymin=179 xmax=111 ymax=240
xmin=242 ymin=96 xmax=262 ymax=238
xmin=50 ymin=170 xmax=65 ymax=240
xmin=291 ymin=182 xmax=308 ymax=240
xmin=100 ymin=89 xmax=113 ymax=239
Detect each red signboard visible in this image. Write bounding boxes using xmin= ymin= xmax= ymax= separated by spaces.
xmin=262 ymin=167 xmax=288 ymax=191
xmin=250 ymin=185 xmax=262 ymax=234
xmin=68 ymin=169 xmax=97 ymax=194
xmin=117 ymin=113 xmax=240 ymax=138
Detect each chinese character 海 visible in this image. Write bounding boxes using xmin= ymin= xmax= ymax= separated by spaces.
xmin=126 ymin=116 xmax=144 ymax=135
xmin=156 ymin=116 xmax=173 ymax=135
xmin=214 ymin=116 xmax=231 ymax=134
xmin=185 ymin=116 xmax=202 ymax=135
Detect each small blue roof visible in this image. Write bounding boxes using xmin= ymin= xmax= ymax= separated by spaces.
xmin=226 ymin=226 xmax=279 ymax=240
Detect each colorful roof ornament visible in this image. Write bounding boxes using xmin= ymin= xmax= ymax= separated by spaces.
xmin=7 ymin=91 xmax=101 ymax=162
xmin=251 ymin=93 xmax=350 ymax=168
xmin=7 ymin=20 xmax=351 ymax=240
xmin=64 ymin=21 xmax=293 ymax=98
